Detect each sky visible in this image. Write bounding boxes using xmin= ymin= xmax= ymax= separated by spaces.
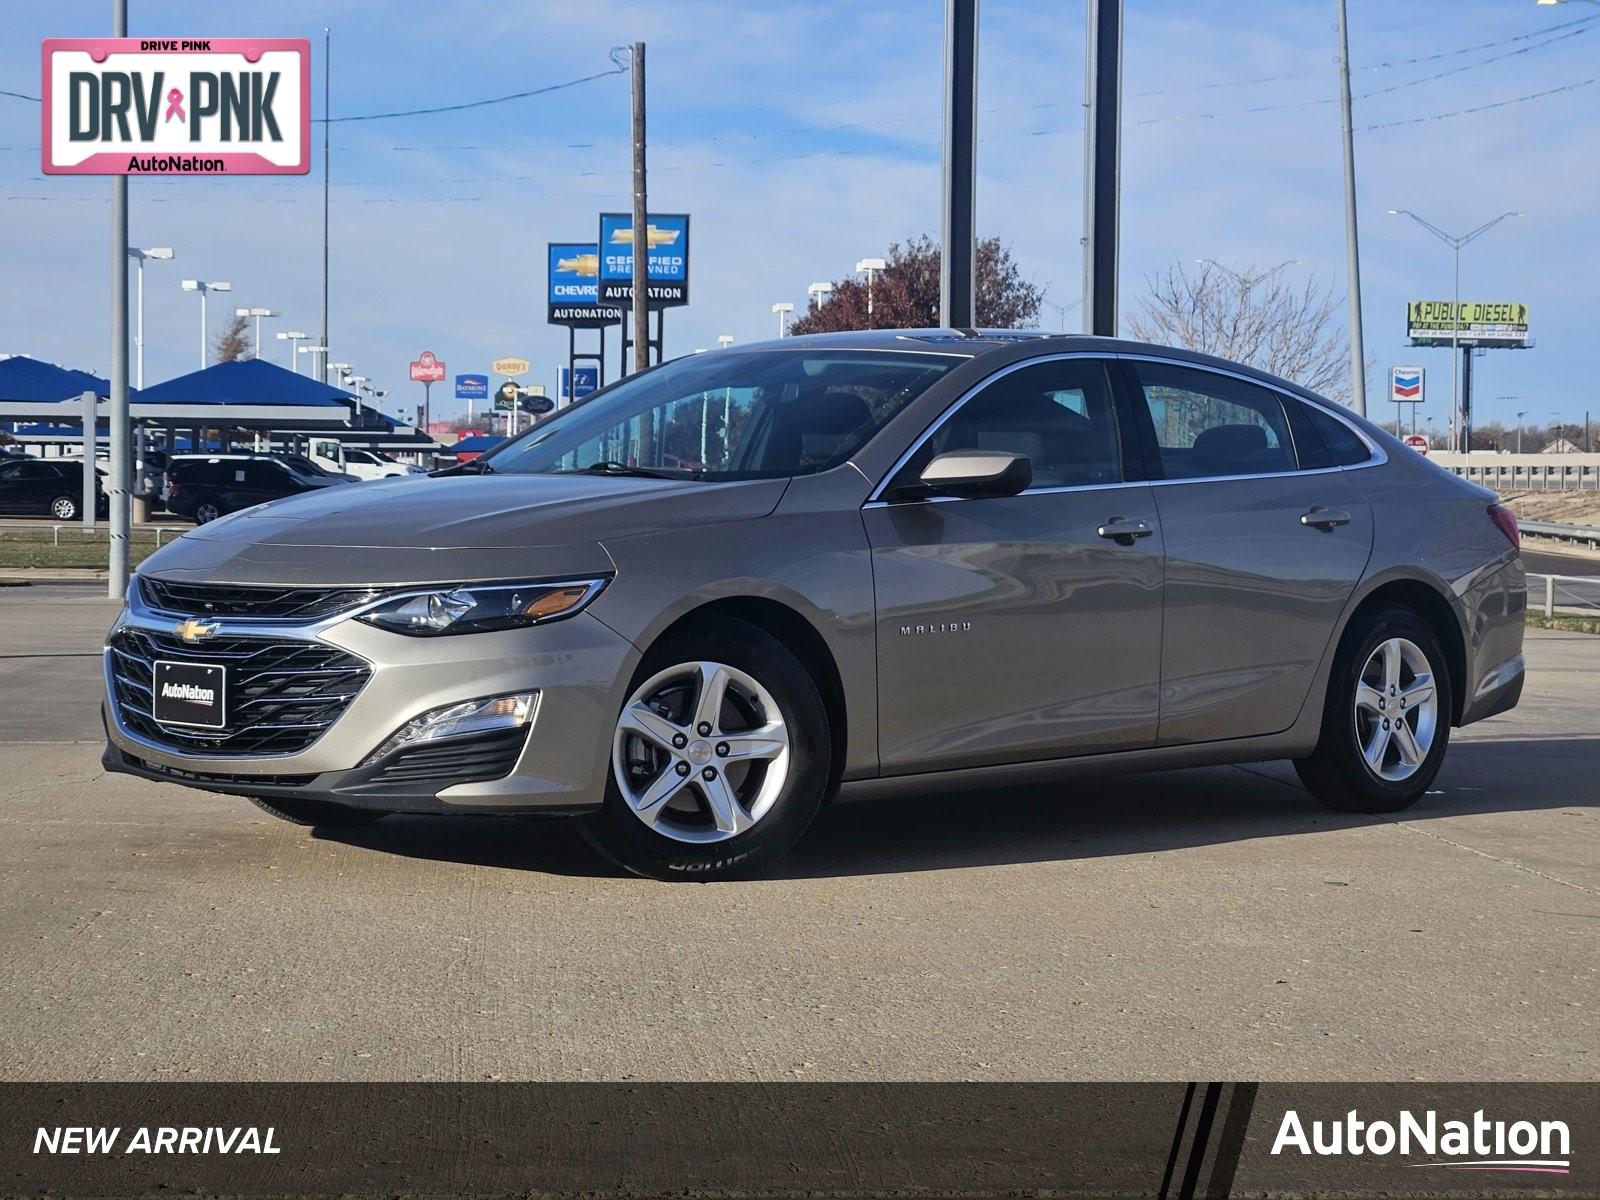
xmin=3 ymin=0 xmax=1597 ymax=436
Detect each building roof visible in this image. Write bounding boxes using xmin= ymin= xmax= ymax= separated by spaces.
xmin=0 ymin=355 xmax=120 ymax=402
xmin=135 ymin=357 xmax=354 ymax=408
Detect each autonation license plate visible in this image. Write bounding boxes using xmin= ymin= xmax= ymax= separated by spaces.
xmin=152 ymin=660 xmax=227 ymax=729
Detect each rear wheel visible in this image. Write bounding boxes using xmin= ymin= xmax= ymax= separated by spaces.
xmin=1295 ymin=605 xmax=1452 ymax=814
xmin=578 ymin=617 xmax=830 ymax=881
xmin=192 ymin=498 xmax=222 ymax=524
xmin=49 ymin=495 xmax=78 ymax=521
xmin=248 ymin=796 xmax=387 ymax=827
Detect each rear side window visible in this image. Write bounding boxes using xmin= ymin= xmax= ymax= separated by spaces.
xmin=1307 ymin=404 xmax=1372 ymax=466
xmin=1130 ymin=362 xmax=1294 ymax=480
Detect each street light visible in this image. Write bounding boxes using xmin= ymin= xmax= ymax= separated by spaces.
xmin=297 ymin=344 xmax=328 ymax=377
xmin=277 ymin=330 xmax=309 ymax=373
xmin=772 ymin=301 xmax=795 ymax=337
xmin=856 ymin=257 xmax=886 ymax=325
xmin=1194 ymin=258 xmax=1304 ymax=288
xmin=234 ymin=307 xmax=279 ymax=358
xmin=179 ymin=279 xmax=231 ymax=369
xmin=327 ymin=359 xmax=351 ymax=388
xmin=125 ymin=247 xmax=172 ymax=389
xmin=1039 ymin=297 xmax=1082 ymax=333
xmin=1387 ymin=208 xmax=1525 ymax=453
xmin=716 ymin=335 xmax=734 ymax=350
xmin=807 ymin=281 xmax=833 ymax=311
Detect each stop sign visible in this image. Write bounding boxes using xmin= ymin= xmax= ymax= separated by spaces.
xmin=1403 ymin=434 xmax=1429 ymax=457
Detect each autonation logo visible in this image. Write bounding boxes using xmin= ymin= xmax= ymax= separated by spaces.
xmin=1272 ymin=1108 xmax=1571 ymax=1175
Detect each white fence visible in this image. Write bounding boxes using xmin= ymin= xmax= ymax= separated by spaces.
xmin=1527 ymin=573 xmax=1600 ymax=618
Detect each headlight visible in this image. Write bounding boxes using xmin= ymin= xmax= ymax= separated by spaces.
xmin=355 ymin=578 xmax=607 ymax=636
xmin=365 ymin=692 xmax=537 ymax=763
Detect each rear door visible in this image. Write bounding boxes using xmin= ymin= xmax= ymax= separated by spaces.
xmin=1121 ymin=358 xmax=1374 ymax=746
xmin=864 ymin=355 xmax=1164 ymax=773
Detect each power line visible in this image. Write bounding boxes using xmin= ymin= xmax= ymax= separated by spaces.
xmin=1365 ymin=75 xmax=1598 ymax=131
xmin=318 ymin=49 xmax=629 ymax=123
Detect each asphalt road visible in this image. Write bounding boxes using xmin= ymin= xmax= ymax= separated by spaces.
xmin=0 ymin=584 xmax=1595 ymax=1082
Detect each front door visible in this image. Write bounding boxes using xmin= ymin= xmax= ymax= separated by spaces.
xmin=1122 ymin=359 xmax=1374 ymax=745
xmin=864 ymin=356 xmax=1164 ymax=774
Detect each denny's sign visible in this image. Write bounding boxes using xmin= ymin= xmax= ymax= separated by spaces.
xmin=42 ymin=38 xmax=310 ymax=175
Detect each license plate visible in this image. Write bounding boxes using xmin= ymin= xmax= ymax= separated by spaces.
xmin=152 ymin=660 xmax=227 ymax=729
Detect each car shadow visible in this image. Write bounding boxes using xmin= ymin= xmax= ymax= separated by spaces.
xmin=311 ymin=735 xmax=1599 ymax=881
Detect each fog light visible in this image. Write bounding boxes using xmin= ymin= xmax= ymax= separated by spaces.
xmin=365 ymin=692 xmax=537 ymax=763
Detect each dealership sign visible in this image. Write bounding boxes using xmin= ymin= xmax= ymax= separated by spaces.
xmin=559 ymin=364 xmax=599 ymax=403
xmin=598 ymin=213 xmax=690 ymax=306
xmin=454 ymin=373 xmax=488 ymax=401
xmin=1406 ymin=301 xmax=1529 ymax=349
xmin=42 ymin=38 xmax=310 ymax=175
xmin=548 ymin=242 xmax=624 ymax=328
xmin=1390 ymin=365 xmax=1423 ymax=406
xmin=408 ymin=350 xmax=445 ymax=383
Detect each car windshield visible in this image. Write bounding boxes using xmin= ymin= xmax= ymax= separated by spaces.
xmin=486 ymin=349 xmax=958 ymax=480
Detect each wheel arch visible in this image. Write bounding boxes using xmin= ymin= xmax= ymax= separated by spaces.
xmin=650 ymin=596 xmax=848 ymax=799
xmin=1336 ymin=574 xmax=1468 ymax=725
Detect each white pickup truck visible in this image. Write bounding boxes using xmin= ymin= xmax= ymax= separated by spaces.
xmin=304 ymin=437 xmax=425 ymax=481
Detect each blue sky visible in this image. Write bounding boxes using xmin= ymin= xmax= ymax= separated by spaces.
xmin=3 ymin=1 xmax=1597 ymax=434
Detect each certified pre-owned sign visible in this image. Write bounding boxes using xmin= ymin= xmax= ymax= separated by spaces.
xmin=42 ymin=38 xmax=310 ymax=175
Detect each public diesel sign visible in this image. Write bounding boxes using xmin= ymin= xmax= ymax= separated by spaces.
xmin=41 ymin=38 xmax=310 ymax=175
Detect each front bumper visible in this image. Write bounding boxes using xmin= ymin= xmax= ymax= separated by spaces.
xmin=102 ymin=582 xmax=638 ymax=813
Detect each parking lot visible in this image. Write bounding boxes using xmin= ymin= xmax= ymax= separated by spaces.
xmin=1 ymin=582 xmax=1594 ymax=1083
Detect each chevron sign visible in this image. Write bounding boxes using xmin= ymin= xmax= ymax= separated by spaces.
xmin=1391 ymin=366 xmax=1424 ymax=404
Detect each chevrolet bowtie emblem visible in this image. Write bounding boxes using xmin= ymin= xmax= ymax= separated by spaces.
xmin=173 ymin=617 xmax=220 ymax=644
xmin=608 ymin=224 xmax=681 ymax=248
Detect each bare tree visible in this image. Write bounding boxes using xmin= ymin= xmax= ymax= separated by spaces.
xmin=211 ymin=313 xmax=252 ymax=364
xmin=1128 ymin=260 xmax=1355 ymax=404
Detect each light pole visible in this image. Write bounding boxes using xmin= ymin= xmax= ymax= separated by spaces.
xmin=1040 ymin=297 xmax=1082 ymax=333
xmin=277 ymin=330 xmax=309 ymax=372
xmin=235 ymin=307 xmax=279 ymax=358
xmin=716 ymin=335 xmax=734 ymax=350
xmin=298 ymin=344 xmax=328 ymax=378
xmin=807 ymin=281 xmax=833 ymax=312
xmin=856 ymin=257 xmax=886 ymax=326
xmin=1194 ymin=258 xmax=1303 ymax=289
xmin=180 ymin=279 xmax=231 ymax=369
xmin=772 ymin=302 xmax=795 ymax=337
xmin=1388 ymin=209 xmax=1525 ymax=453
xmin=328 ymin=361 xmax=352 ymax=389
xmin=1510 ymin=403 xmax=1528 ymax=455
xmin=125 ymin=247 xmax=172 ymax=389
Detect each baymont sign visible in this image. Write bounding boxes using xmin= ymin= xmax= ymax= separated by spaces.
xmin=42 ymin=38 xmax=310 ymax=175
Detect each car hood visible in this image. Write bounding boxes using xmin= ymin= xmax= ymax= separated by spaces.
xmin=139 ymin=473 xmax=789 ymax=587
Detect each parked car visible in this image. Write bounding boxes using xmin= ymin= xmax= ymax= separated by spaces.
xmin=269 ymin=452 xmax=353 ymax=482
xmin=341 ymin=447 xmax=426 ymax=480
xmin=105 ymin=331 xmax=1525 ymax=880
xmin=0 ymin=456 xmax=107 ymax=520
xmin=164 ymin=454 xmax=341 ymax=524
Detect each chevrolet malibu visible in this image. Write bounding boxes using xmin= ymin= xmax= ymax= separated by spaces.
xmin=103 ymin=331 xmax=1526 ymax=879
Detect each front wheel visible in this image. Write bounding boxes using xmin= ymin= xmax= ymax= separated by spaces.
xmin=1295 ymin=605 xmax=1452 ymax=814
xmin=49 ymin=495 xmax=79 ymax=521
xmin=248 ymin=796 xmax=387 ymax=827
xmin=578 ymin=617 xmax=831 ymax=881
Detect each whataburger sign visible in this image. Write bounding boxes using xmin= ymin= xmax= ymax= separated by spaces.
xmin=42 ymin=38 xmax=310 ymax=175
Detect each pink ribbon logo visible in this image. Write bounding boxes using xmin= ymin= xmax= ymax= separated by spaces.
xmin=164 ymin=88 xmax=185 ymax=123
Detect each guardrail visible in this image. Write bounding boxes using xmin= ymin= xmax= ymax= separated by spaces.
xmin=1520 ymin=520 xmax=1600 ymax=549
xmin=1526 ymin=573 xmax=1600 ymax=617
xmin=1432 ymin=461 xmax=1600 ymax=491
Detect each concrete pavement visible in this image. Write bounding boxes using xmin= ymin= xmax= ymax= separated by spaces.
xmin=0 ymin=585 xmax=1594 ymax=1082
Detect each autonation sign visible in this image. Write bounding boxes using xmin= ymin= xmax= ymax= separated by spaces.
xmin=547 ymin=242 xmax=623 ymax=329
xmin=42 ymin=37 xmax=310 ymax=175
xmin=598 ymin=213 xmax=690 ymax=306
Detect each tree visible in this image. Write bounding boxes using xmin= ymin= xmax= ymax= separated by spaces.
xmin=1127 ymin=260 xmax=1355 ymax=404
xmin=212 ymin=313 xmax=252 ymax=363
xmin=789 ymin=235 xmax=1042 ymax=335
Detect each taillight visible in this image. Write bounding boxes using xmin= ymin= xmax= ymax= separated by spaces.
xmin=1488 ymin=503 xmax=1520 ymax=550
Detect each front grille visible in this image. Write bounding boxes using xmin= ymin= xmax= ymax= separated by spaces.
xmin=109 ymin=628 xmax=371 ymax=757
xmin=139 ymin=577 xmax=382 ymax=622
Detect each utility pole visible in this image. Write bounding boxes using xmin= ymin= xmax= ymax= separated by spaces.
xmin=107 ymin=0 xmax=131 ymax=599
xmin=1082 ymin=0 xmax=1122 ymax=336
xmin=321 ymin=28 xmax=331 ymax=366
xmin=1336 ymin=0 xmax=1367 ymax=416
xmin=630 ymin=42 xmax=649 ymax=375
xmin=939 ymin=0 xmax=978 ymax=328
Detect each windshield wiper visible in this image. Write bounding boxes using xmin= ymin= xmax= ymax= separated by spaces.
xmin=569 ymin=460 xmax=684 ymax=480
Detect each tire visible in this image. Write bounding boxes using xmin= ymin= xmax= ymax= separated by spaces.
xmin=248 ymin=796 xmax=388 ymax=828
xmin=192 ymin=498 xmax=222 ymax=525
xmin=578 ymin=616 xmax=831 ymax=881
xmin=1295 ymin=604 xmax=1452 ymax=814
xmin=49 ymin=495 xmax=78 ymax=521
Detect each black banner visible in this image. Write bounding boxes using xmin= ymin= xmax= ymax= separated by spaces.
xmin=3 ymin=1083 xmax=1595 ymax=1198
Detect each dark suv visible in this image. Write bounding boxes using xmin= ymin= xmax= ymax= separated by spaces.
xmin=165 ymin=455 xmax=338 ymax=524
xmin=0 ymin=456 xmax=107 ymax=520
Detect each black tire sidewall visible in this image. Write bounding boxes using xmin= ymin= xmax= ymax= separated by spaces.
xmin=580 ymin=617 xmax=831 ymax=881
xmin=1313 ymin=606 xmax=1452 ymax=810
xmin=50 ymin=495 xmax=78 ymax=521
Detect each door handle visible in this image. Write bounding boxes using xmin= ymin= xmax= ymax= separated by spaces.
xmin=1097 ymin=516 xmax=1154 ymax=545
xmin=1301 ymin=506 xmax=1352 ymax=531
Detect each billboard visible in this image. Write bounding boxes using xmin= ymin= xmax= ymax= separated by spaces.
xmin=408 ymin=350 xmax=445 ymax=383
xmin=492 ymin=357 xmax=530 ymax=377
xmin=598 ymin=213 xmax=690 ymax=306
xmin=1406 ymin=301 xmax=1529 ymax=349
xmin=454 ymin=373 xmax=487 ymax=401
xmin=548 ymin=242 xmax=624 ymax=328
xmin=1390 ymin=366 xmax=1423 ymax=406
xmin=42 ymin=38 xmax=310 ymax=175
xmin=559 ymin=365 xmax=600 ymax=403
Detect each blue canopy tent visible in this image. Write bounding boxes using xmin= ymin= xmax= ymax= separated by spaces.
xmin=0 ymin=355 xmax=118 ymax=403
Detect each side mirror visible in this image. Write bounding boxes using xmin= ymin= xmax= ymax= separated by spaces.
xmin=912 ymin=449 xmax=1032 ymax=500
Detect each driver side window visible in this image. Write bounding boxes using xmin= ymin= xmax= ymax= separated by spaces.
xmin=903 ymin=358 xmax=1123 ymax=490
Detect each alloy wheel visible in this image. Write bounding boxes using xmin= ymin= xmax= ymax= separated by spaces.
xmin=1352 ymin=636 xmax=1439 ymax=782
xmin=50 ymin=497 xmax=77 ymax=520
xmin=195 ymin=502 xmax=220 ymax=524
xmin=611 ymin=660 xmax=791 ymax=844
